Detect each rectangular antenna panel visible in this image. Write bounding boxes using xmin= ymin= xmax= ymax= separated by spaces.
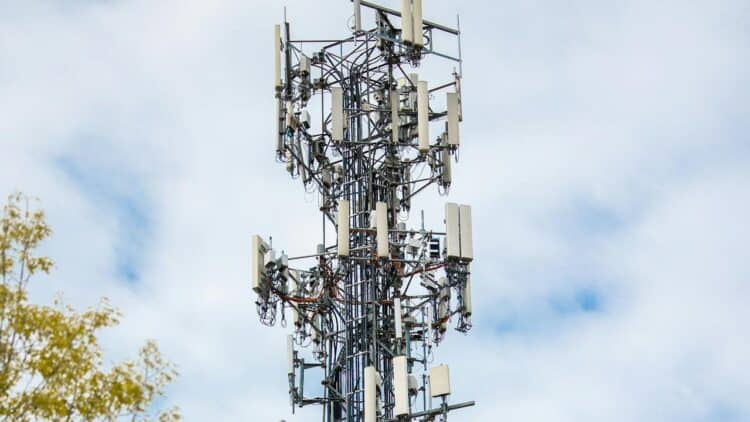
xmin=463 ymin=275 xmax=472 ymax=316
xmin=300 ymin=109 xmax=311 ymax=129
xmin=364 ymin=366 xmax=377 ymax=422
xmin=286 ymin=334 xmax=294 ymax=375
xmin=447 ymin=92 xmax=460 ymax=145
xmin=413 ymin=0 xmax=423 ymax=47
xmin=286 ymin=101 xmax=295 ymax=129
xmin=264 ymin=248 xmax=276 ymax=268
xmin=394 ymin=297 xmax=403 ymax=339
xmin=299 ymin=54 xmax=310 ymax=76
xmin=459 ymin=204 xmax=473 ymax=261
xmin=445 ymin=203 xmax=460 ymax=259
xmin=391 ymin=90 xmax=400 ymax=144
xmin=456 ymin=77 xmax=463 ymax=121
xmin=276 ymin=100 xmax=283 ymax=152
xmin=442 ymin=144 xmax=452 ymax=184
xmin=310 ymin=312 xmax=320 ymax=343
xmin=331 ymin=87 xmax=344 ymax=142
xmin=429 ymin=364 xmax=451 ymax=397
xmin=408 ymin=375 xmax=419 ymax=394
xmin=376 ymin=202 xmax=389 ymax=258
xmin=354 ymin=0 xmax=362 ymax=32
xmin=296 ymin=143 xmax=307 ymax=182
xmin=417 ymin=81 xmax=429 ymax=152
xmin=393 ymin=356 xmax=410 ymax=416
xmin=274 ymin=24 xmax=281 ymax=90
xmin=251 ymin=235 xmax=268 ymax=293
xmin=401 ymin=0 xmax=413 ymax=44
xmin=337 ymin=200 xmax=350 ymax=256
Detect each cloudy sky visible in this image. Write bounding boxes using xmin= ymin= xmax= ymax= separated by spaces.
xmin=1 ymin=0 xmax=749 ymax=420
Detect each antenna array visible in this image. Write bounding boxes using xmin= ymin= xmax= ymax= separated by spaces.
xmin=253 ymin=1 xmax=475 ymax=420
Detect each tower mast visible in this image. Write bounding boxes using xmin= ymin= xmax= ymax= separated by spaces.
xmin=254 ymin=2 xmax=475 ymax=420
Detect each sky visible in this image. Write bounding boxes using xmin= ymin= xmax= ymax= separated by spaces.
xmin=1 ymin=0 xmax=749 ymax=420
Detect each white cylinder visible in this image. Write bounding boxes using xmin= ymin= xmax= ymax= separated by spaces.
xmin=412 ymin=0 xmax=423 ymax=47
xmin=364 ymin=366 xmax=378 ymax=422
xmin=274 ymin=24 xmax=282 ymax=91
xmin=337 ymin=199 xmax=350 ymax=257
xmin=391 ymin=90 xmax=400 ymax=144
xmin=331 ymin=87 xmax=344 ymax=142
xmin=401 ymin=0 xmax=413 ymax=44
xmin=417 ymin=81 xmax=429 ymax=152
xmin=376 ymin=202 xmax=389 ymax=258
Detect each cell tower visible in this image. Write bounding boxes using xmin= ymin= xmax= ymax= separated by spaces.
xmin=252 ymin=1 xmax=475 ymax=420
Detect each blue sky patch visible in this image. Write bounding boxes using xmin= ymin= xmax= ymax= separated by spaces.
xmin=549 ymin=285 xmax=603 ymax=315
xmin=56 ymin=142 xmax=152 ymax=283
xmin=562 ymin=198 xmax=622 ymax=239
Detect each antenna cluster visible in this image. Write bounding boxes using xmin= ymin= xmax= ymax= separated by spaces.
xmin=252 ymin=1 xmax=475 ymax=420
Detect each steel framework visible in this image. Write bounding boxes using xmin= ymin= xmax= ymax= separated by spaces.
xmin=253 ymin=1 xmax=475 ymax=420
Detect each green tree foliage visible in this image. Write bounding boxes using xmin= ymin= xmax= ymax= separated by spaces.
xmin=0 ymin=193 xmax=180 ymax=421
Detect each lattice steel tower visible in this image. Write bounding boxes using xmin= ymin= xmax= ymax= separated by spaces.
xmin=252 ymin=1 xmax=475 ymax=420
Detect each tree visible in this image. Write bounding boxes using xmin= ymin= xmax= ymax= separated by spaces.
xmin=0 ymin=193 xmax=180 ymax=421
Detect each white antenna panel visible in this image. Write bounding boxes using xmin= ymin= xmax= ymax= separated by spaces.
xmin=394 ymin=297 xmax=403 ymax=339
xmin=376 ymin=202 xmax=389 ymax=258
xmin=429 ymin=364 xmax=451 ymax=397
xmin=300 ymin=55 xmax=311 ymax=76
xmin=251 ymin=235 xmax=269 ymax=293
xmin=459 ymin=204 xmax=473 ymax=261
xmin=364 ymin=366 xmax=378 ymax=422
xmin=445 ymin=203 xmax=460 ymax=259
xmin=442 ymin=143 xmax=452 ymax=185
xmin=309 ymin=312 xmax=320 ymax=343
xmin=447 ymin=92 xmax=460 ymax=145
xmin=401 ymin=0 xmax=413 ymax=44
xmin=331 ymin=87 xmax=344 ymax=142
xmin=463 ymin=275 xmax=472 ymax=316
xmin=287 ymin=334 xmax=295 ymax=375
xmin=337 ymin=199 xmax=350 ymax=256
xmin=393 ymin=356 xmax=410 ymax=416
xmin=286 ymin=101 xmax=295 ymax=129
xmin=391 ymin=90 xmax=400 ymax=144
xmin=354 ymin=0 xmax=362 ymax=32
xmin=276 ymin=100 xmax=283 ymax=152
xmin=274 ymin=24 xmax=281 ymax=91
xmin=413 ymin=0 xmax=423 ymax=47
xmin=417 ymin=81 xmax=429 ymax=152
